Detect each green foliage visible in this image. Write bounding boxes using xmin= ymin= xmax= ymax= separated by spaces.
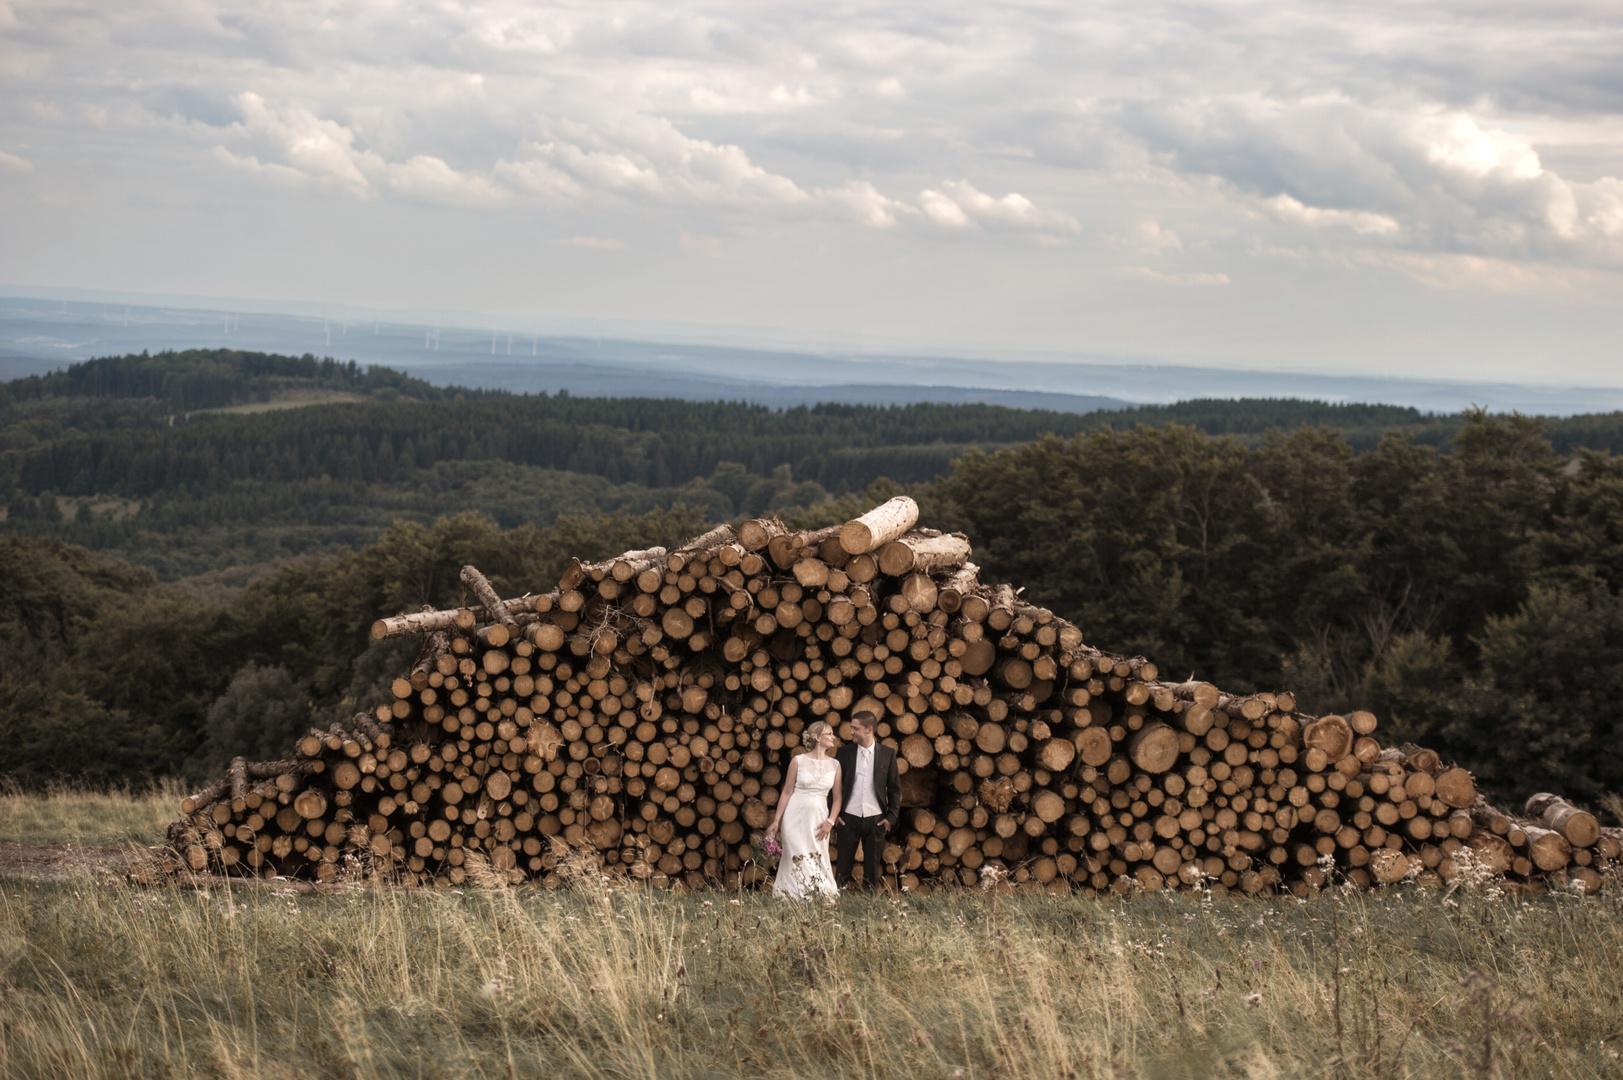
xmin=200 ymin=663 xmax=312 ymax=774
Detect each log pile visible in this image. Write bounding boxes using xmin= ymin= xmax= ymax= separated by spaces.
xmin=166 ymin=498 xmax=1622 ymax=896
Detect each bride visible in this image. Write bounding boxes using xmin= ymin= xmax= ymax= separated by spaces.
xmin=766 ymin=720 xmax=842 ymax=898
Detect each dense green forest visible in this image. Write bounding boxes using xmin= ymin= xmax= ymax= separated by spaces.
xmin=9 ymin=349 xmax=1623 ymax=580
xmin=2 ymin=349 xmax=1623 ymax=812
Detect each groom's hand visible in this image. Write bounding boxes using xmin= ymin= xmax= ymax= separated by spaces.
xmin=836 ymin=816 xmax=847 ymax=827
xmin=878 ymin=818 xmax=892 ymax=832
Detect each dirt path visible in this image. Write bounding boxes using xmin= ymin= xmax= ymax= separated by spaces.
xmin=0 ymin=843 xmax=364 ymax=895
xmin=0 ymin=842 xmax=148 ymax=883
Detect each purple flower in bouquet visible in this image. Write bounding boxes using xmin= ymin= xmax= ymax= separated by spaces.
xmin=753 ymin=832 xmax=782 ymax=867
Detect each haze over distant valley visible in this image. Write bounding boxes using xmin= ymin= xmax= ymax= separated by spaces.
xmin=5 ymin=293 xmax=1620 ymax=417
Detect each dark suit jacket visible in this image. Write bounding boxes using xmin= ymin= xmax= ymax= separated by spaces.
xmin=833 ymin=740 xmax=902 ymax=823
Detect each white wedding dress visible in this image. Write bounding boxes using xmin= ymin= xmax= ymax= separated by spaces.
xmin=772 ymin=755 xmax=839 ymax=899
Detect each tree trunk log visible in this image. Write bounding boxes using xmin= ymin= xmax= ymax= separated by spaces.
xmin=840 ymin=496 xmax=920 ymax=555
xmin=877 ymin=531 xmax=971 ymax=577
xmin=461 ymin=565 xmax=515 ymax=626
xmin=1525 ymin=793 xmax=1601 ymax=848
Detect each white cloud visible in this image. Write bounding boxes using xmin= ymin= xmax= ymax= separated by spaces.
xmin=225 ymin=92 xmax=374 ymax=194
xmin=1124 ymin=94 xmax=1621 ymax=261
xmin=919 ymin=181 xmax=1078 ymax=233
xmin=213 ymin=93 xmax=501 ymax=206
xmin=381 ymin=154 xmax=504 ymax=207
xmin=1266 ymin=194 xmax=1399 ymax=237
xmin=1138 ymin=219 xmax=1181 ymax=251
xmin=919 ymin=187 xmax=972 ymax=228
xmin=0 ymin=149 xmax=33 ymax=173
xmin=820 ymin=181 xmax=912 ymax=228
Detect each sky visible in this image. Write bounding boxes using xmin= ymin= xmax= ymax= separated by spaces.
xmin=2 ymin=1 xmax=1622 ymax=383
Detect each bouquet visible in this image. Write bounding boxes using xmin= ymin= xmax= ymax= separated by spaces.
xmin=751 ymin=831 xmax=782 ymax=869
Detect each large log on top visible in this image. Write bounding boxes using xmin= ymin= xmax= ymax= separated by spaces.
xmin=877 ymin=531 xmax=971 ymax=576
xmin=1525 ymin=793 xmax=1601 ymax=847
xmin=840 ymin=496 xmax=919 ymax=555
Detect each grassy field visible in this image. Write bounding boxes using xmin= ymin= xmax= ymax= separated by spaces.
xmin=3 ymin=791 xmax=1623 ymax=1079
xmin=0 ymin=781 xmax=186 ymax=847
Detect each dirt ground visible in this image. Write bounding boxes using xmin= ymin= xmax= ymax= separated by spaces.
xmin=0 ymin=842 xmax=146 ymax=883
xmin=0 ymin=843 xmax=347 ymax=894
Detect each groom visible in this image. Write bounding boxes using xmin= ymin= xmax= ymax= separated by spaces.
xmin=833 ymin=710 xmax=902 ymax=892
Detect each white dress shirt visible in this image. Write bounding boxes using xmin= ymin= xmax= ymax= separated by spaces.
xmin=847 ymin=742 xmax=881 ymax=818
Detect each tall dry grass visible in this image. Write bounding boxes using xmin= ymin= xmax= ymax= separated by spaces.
xmin=3 ymin=860 xmax=1622 ymax=1079
xmin=0 ymin=780 xmax=186 ymax=847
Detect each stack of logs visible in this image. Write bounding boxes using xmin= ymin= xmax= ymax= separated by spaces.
xmin=167 ymin=496 xmax=1623 ymax=896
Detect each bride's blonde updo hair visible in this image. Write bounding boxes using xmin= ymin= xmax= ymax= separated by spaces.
xmin=801 ymin=720 xmax=834 ymax=751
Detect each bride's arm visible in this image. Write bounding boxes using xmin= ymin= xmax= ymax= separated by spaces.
xmin=817 ymin=762 xmax=843 ymax=841
xmin=767 ymin=757 xmax=799 ymax=837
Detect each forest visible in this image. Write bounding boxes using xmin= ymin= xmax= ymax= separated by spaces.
xmin=2 ymin=349 xmax=1622 ymax=810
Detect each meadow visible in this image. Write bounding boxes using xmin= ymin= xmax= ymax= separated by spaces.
xmin=2 ymin=790 xmax=1622 ymax=1079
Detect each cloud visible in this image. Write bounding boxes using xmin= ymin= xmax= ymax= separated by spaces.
xmin=223 ymin=92 xmax=374 ymax=194
xmin=523 ymin=117 xmax=810 ymax=208
xmin=213 ymin=93 xmax=502 ymax=206
xmin=919 ymin=181 xmax=1078 ymax=233
xmin=0 ymin=149 xmax=33 ymax=173
xmin=1138 ymin=219 xmax=1181 ymax=251
xmin=1266 ymin=194 xmax=1399 ymax=237
xmin=919 ymin=188 xmax=972 ymax=229
xmin=1122 ymin=94 xmax=1621 ymax=261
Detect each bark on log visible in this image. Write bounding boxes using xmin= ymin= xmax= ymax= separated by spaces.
xmin=461 ymin=565 xmax=515 ymax=626
xmin=1525 ymin=793 xmax=1601 ymax=848
xmin=877 ymin=531 xmax=971 ymax=577
xmin=840 ymin=496 xmax=920 ymax=555
xmin=372 ymin=597 xmax=540 ymax=639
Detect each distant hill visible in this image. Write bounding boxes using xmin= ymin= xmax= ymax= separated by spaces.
xmin=10 ymin=293 xmax=1623 ymax=415
xmin=1 ymin=348 xmax=488 ymax=411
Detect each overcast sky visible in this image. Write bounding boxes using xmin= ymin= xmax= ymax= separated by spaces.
xmin=2 ymin=1 xmax=1621 ymax=381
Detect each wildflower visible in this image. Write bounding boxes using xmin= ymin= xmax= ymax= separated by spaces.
xmin=1245 ymin=993 xmax=1262 ymax=1006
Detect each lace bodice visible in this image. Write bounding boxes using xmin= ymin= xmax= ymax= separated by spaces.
xmin=793 ymin=754 xmax=837 ymax=796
